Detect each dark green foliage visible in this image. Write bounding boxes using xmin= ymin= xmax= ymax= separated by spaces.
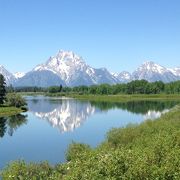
xmin=165 ymin=81 xmax=180 ymax=94
xmin=0 ymin=117 xmax=7 ymax=137
xmin=66 ymin=142 xmax=91 ymax=161
xmin=20 ymin=106 xmax=28 ymax=112
xmin=0 ymin=114 xmax=27 ymax=138
xmin=48 ymin=85 xmax=63 ymax=93
xmin=11 ymin=80 xmax=180 ymax=95
xmin=14 ymin=86 xmax=47 ymax=92
xmin=6 ymin=93 xmax=27 ymax=108
xmin=6 ymin=84 xmax=14 ymax=93
xmin=0 ymin=161 xmax=63 ymax=179
xmin=126 ymin=80 xmax=148 ymax=94
xmin=72 ymin=85 xmax=89 ymax=94
xmin=0 ymin=74 xmax=6 ymax=104
xmin=1 ymin=106 xmax=180 ymax=179
xmin=49 ymin=80 xmax=180 ymax=95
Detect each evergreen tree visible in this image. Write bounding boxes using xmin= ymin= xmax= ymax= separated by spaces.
xmin=0 ymin=74 xmax=6 ymax=105
xmin=59 ymin=84 xmax=63 ymax=92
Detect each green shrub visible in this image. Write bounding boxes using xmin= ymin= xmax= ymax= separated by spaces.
xmin=66 ymin=142 xmax=91 ymax=161
xmin=5 ymin=93 xmax=27 ymax=108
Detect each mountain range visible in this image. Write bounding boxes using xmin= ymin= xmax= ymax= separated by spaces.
xmin=0 ymin=50 xmax=180 ymax=87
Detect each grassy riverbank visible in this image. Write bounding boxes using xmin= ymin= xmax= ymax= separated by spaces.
xmin=0 ymin=93 xmax=27 ymax=117
xmin=17 ymin=92 xmax=45 ymax=96
xmin=1 ymin=105 xmax=180 ymax=179
xmin=68 ymin=94 xmax=180 ymax=102
xmin=45 ymin=93 xmax=180 ymax=102
xmin=17 ymin=91 xmax=180 ymax=102
xmin=0 ymin=106 xmax=24 ymax=117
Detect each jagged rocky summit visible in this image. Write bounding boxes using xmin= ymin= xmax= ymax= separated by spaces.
xmin=0 ymin=50 xmax=180 ymax=87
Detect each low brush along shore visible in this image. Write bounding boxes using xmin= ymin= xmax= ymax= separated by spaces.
xmin=0 ymin=106 xmax=26 ymax=117
xmin=1 ymin=105 xmax=180 ymax=179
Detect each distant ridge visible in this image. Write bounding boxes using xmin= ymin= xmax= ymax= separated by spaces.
xmin=0 ymin=50 xmax=180 ymax=87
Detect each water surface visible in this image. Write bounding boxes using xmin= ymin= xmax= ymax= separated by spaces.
xmin=0 ymin=96 xmax=179 ymax=169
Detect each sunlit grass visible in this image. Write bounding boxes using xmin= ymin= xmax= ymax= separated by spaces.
xmin=0 ymin=107 xmax=23 ymax=117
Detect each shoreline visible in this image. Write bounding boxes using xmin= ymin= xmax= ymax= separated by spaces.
xmin=1 ymin=105 xmax=179 ymax=179
xmin=18 ymin=92 xmax=180 ymax=102
xmin=0 ymin=107 xmax=25 ymax=117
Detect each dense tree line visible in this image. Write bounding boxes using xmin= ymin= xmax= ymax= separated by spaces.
xmin=8 ymin=80 xmax=180 ymax=94
xmin=11 ymin=86 xmax=47 ymax=93
xmin=67 ymin=80 xmax=180 ymax=94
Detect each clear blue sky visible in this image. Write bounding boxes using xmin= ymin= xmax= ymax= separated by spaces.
xmin=0 ymin=0 xmax=180 ymax=73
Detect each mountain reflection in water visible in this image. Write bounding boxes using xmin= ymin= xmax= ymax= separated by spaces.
xmin=26 ymin=97 xmax=179 ymax=133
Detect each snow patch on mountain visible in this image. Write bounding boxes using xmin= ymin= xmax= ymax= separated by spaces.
xmin=0 ymin=65 xmax=15 ymax=85
xmin=113 ymin=71 xmax=132 ymax=83
xmin=14 ymin=72 xmax=25 ymax=79
xmin=32 ymin=50 xmax=117 ymax=86
xmin=137 ymin=61 xmax=167 ymax=74
xmin=168 ymin=67 xmax=180 ymax=77
xmin=1 ymin=52 xmax=180 ymax=87
xmin=132 ymin=61 xmax=178 ymax=82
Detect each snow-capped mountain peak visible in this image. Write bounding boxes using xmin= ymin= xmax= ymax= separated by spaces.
xmin=112 ymin=71 xmax=132 ymax=83
xmin=168 ymin=67 xmax=180 ymax=76
xmin=1 ymin=52 xmax=180 ymax=87
xmin=47 ymin=50 xmax=84 ymax=65
xmin=31 ymin=50 xmax=117 ymax=86
xmin=139 ymin=61 xmax=167 ymax=74
xmin=57 ymin=50 xmax=78 ymax=60
xmin=45 ymin=50 xmax=87 ymax=82
xmin=0 ymin=65 xmax=15 ymax=85
xmin=14 ymin=72 xmax=25 ymax=79
xmin=132 ymin=61 xmax=178 ymax=82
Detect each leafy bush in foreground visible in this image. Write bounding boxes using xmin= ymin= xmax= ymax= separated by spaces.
xmin=66 ymin=142 xmax=91 ymax=161
xmin=5 ymin=93 xmax=27 ymax=108
xmin=1 ymin=106 xmax=180 ymax=179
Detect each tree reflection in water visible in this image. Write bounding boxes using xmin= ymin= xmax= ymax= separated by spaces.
xmin=90 ymin=100 xmax=180 ymax=114
xmin=0 ymin=114 xmax=27 ymax=138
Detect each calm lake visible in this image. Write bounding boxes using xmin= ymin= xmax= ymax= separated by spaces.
xmin=0 ymin=96 xmax=179 ymax=169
